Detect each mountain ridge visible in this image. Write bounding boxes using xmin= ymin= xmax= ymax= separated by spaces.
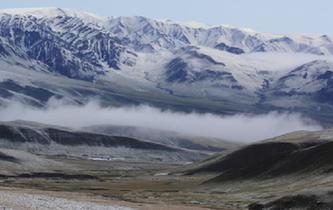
xmin=1 ymin=8 xmax=333 ymax=124
xmin=1 ymin=7 xmax=332 ymax=54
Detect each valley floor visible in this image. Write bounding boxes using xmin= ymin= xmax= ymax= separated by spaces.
xmin=0 ymin=158 xmax=218 ymax=210
xmin=0 ymin=156 xmax=331 ymax=210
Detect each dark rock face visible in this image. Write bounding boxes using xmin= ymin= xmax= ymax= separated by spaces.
xmin=0 ymin=125 xmax=50 ymax=144
xmin=0 ymin=14 xmax=136 ymax=81
xmin=192 ymin=70 xmax=238 ymax=84
xmin=165 ymin=58 xmax=188 ymax=83
xmin=187 ymin=50 xmax=225 ymax=66
xmin=315 ymin=72 xmax=333 ymax=104
xmin=248 ymin=195 xmax=332 ymax=210
xmin=26 ymin=37 xmax=98 ymax=80
xmin=317 ymin=71 xmax=333 ymax=80
xmin=269 ymin=36 xmax=294 ymax=44
xmin=0 ymin=80 xmax=55 ymax=103
xmin=252 ymin=43 xmax=268 ymax=53
xmin=0 ymin=88 xmax=14 ymax=98
xmin=0 ymin=42 xmax=10 ymax=57
xmin=270 ymin=61 xmax=333 ymax=105
xmin=214 ymin=43 xmax=245 ymax=54
xmin=165 ymin=58 xmax=240 ymax=88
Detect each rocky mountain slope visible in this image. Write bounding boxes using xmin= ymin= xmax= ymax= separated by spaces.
xmin=0 ymin=120 xmax=217 ymax=162
xmin=173 ymin=127 xmax=333 ymax=209
xmin=85 ymin=124 xmax=239 ymax=153
xmin=0 ymin=8 xmax=333 ymax=123
xmin=180 ymin=127 xmax=333 ymax=176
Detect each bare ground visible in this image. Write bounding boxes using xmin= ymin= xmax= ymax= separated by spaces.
xmin=0 ymin=187 xmax=213 ymax=210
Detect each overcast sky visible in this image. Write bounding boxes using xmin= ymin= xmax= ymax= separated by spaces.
xmin=0 ymin=0 xmax=332 ymax=35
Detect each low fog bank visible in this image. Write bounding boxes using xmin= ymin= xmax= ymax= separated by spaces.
xmin=0 ymin=100 xmax=322 ymax=143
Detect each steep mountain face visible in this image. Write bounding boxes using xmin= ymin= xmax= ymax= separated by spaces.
xmin=261 ymin=60 xmax=333 ymax=120
xmin=0 ymin=8 xmax=136 ymax=80
xmin=214 ymin=42 xmax=245 ymax=54
xmin=272 ymin=60 xmax=333 ymax=95
xmin=0 ymin=8 xmax=333 ymax=124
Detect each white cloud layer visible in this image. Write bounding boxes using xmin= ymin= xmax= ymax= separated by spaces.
xmin=0 ymin=100 xmax=322 ymax=142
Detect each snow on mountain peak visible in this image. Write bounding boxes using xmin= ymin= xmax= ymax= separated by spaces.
xmin=0 ymin=7 xmax=106 ymax=24
xmin=0 ymin=8 xmax=332 ymax=58
xmin=0 ymin=7 xmax=332 ymax=51
xmin=1 ymin=8 xmax=333 ymax=119
xmin=159 ymin=19 xmax=213 ymax=29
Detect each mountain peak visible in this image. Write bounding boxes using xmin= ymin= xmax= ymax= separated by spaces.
xmin=0 ymin=7 xmax=106 ymax=24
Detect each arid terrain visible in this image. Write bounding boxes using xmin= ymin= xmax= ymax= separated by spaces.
xmin=0 ymin=157 xmax=216 ymax=210
xmin=1 ymin=123 xmax=333 ymax=209
xmin=0 ymin=120 xmax=239 ymax=209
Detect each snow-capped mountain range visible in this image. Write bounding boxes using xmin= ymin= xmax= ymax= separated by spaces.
xmin=1 ymin=8 xmax=333 ymax=123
